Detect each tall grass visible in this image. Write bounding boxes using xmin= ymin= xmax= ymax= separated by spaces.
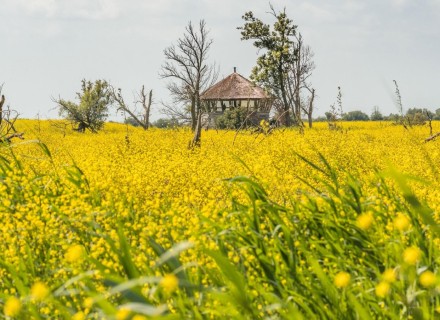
xmin=0 ymin=142 xmax=439 ymax=319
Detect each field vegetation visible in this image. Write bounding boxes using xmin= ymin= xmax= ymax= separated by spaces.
xmin=1 ymin=120 xmax=440 ymax=319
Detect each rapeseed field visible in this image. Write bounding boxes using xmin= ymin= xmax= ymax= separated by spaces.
xmin=1 ymin=120 xmax=440 ymax=319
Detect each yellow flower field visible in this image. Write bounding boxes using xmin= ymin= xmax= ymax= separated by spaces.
xmin=1 ymin=120 xmax=440 ymax=319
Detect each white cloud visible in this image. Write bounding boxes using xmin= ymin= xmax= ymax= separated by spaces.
xmin=24 ymin=0 xmax=57 ymax=15
xmin=299 ymin=2 xmax=335 ymax=22
xmin=61 ymin=0 xmax=120 ymax=20
xmin=390 ymin=0 xmax=410 ymax=7
xmin=4 ymin=0 xmax=121 ymax=20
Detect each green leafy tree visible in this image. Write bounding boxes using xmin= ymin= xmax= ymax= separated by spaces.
xmin=238 ymin=5 xmax=297 ymax=126
xmin=55 ymin=79 xmax=113 ymax=133
xmin=434 ymin=108 xmax=440 ymax=120
xmin=406 ymin=108 xmax=427 ymax=126
xmin=153 ymin=118 xmax=180 ymax=128
xmin=342 ymin=110 xmax=369 ymax=121
xmin=370 ymin=106 xmax=384 ymax=121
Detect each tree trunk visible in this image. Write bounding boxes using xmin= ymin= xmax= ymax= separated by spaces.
xmin=308 ymin=89 xmax=315 ymax=128
xmin=145 ymin=89 xmax=153 ymax=129
xmin=190 ymin=95 xmax=196 ymax=131
xmin=295 ymin=70 xmax=301 ymax=126
xmin=190 ymin=109 xmax=202 ymax=148
xmin=0 ymin=95 xmax=5 ymax=126
xmin=278 ymin=64 xmax=291 ymax=127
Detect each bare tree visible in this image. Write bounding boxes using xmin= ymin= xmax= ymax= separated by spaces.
xmin=302 ymin=87 xmax=315 ymax=128
xmin=0 ymin=85 xmax=24 ymax=143
xmin=112 ymin=85 xmax=153 ymax=130
xmin=160 ymin=20 xmax=218 ymax=147
xmin=286 ymin=33 xmax=316 ymax=128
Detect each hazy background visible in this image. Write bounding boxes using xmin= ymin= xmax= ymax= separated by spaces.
xmin=1 ymin=0 xmax=439 ymax=121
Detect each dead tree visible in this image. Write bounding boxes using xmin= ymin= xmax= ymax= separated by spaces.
xmin=425 ymin=109 xmax=434 ymax=136
xmin=301 ymin=87 xmax=315 ymax=128
xmin=286 ymin=33 xmax=315 ymax=128
xmin=0 ymin=86 xmax=24 ymax=143
xmin=160 ymin=20 xmax=218 ymax=147
xmin=113 ymin=85 xmax=153 ymax=130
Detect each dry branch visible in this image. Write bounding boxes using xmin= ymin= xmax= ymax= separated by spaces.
xmin=4 ymin=132 xmax=24 ymax=143
xmin=425 ymin=132 xmax=440 ymax=143
xmin=0 ymin=91 xmax=25 ymax=143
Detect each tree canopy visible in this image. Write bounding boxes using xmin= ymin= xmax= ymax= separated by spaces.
xmin=238 ymin=6 xmax=297 ymax=126
xmin=56 ymin=79 xmax=113 ymax=133
xmin=342 ymin=110 xmax=370 ymax=121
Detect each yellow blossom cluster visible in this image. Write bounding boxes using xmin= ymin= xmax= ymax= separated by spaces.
xmin=0 ymin=120 xmax=440 ymax=318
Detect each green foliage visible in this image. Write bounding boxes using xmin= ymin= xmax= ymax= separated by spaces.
xmin=124 ymin=116 xmax=151 ymax=128
xmin=215 ymin=108 xmax=251 ymax=129
xmin=152 ymin=118 xmax=180 ymax=128
xmin=56 ymin=79 xmax=113 ymax=133
xmin=405 ymin=108 xmax=428 ymax=126
xmin=238 ymin=6 xmax=297 ymax=125
xmin=370 ymin=106 xmax=384 ymax=121
xmin=342 ymin=110 xmax=370 ymax=121
xmin=326 ymin=87 xmax=343 ymax=130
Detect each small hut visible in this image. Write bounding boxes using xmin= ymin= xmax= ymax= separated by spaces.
xmin=200 ymin=68 xmax=273 ymax=128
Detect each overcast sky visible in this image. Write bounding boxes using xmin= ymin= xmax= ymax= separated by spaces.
xmin=1 ymin=0 xmax=440 ymax=120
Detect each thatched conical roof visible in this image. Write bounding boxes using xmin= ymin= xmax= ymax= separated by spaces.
xmin=201 ymin=72 xmax=270 ymax=100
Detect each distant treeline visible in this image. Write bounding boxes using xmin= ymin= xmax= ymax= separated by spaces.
xmin=125 ymin=107 xmax=440 ymax=129
xmin=313 ymin=107 xmax=440 ymax=124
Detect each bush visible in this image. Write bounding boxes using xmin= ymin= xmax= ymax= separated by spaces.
xmin=55 ymin=79 xmax=113 ymax=133
xmin=152 ymin=118 xmax=180 ymax=128
xmin=342 ymin=110 xmax=370 ymax=121
xmin=215 ymin=108 xmax=251 ymax=129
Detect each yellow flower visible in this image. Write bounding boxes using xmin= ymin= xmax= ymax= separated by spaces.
xmin=116 ymin=307 xmax=131 ymax=320
xmin=403 ymin=247 xmax=422 ymax=265
xmin=334 ymin=272 xmax=351 ymax=288
xmin=132 ymin=315 xmax=147 ymax=320
xmin=4 ymin=296 xmax=21 ymax=317
xmin=419 ymin=271 xmax=437 ymax=288
xmin=394 ymin=214 xmax=410 ymax=231
xmin=83 ymin=297 xmax=94 ymax=308
xmin=31 ymin=281 xmax=50 ymax=301
xmin=72 ymin=311 xmax=85 ymax=320
xmin=382 ymin=269 xmax=397 ymax=283
xmin=375 ymin=281 xmax=390 ymax=298
xmin=356 ymin=213 xmax=374 ymax=230
xmin=65 ymin=244 xmax=85 ymax=263
xmin=160 ymin=274 xmax=179 ymax=293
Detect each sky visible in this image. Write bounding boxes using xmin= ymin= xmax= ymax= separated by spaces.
xmin=1 ymin=0 xmax=440 ymax=121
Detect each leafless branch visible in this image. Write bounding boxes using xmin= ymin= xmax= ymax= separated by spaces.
xmin=112 ymin=85 xmax=153 ymax=130
xmin=160 ymin=19 xmax=218 ymax=136
xmin=0 ymin=90 xmax=24 ymax=143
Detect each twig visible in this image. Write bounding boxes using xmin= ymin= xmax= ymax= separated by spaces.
xmin=4 ymin=132 xmax=24 ymax=143
xmin=425 ymin=132 xmax=440 ymax=143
